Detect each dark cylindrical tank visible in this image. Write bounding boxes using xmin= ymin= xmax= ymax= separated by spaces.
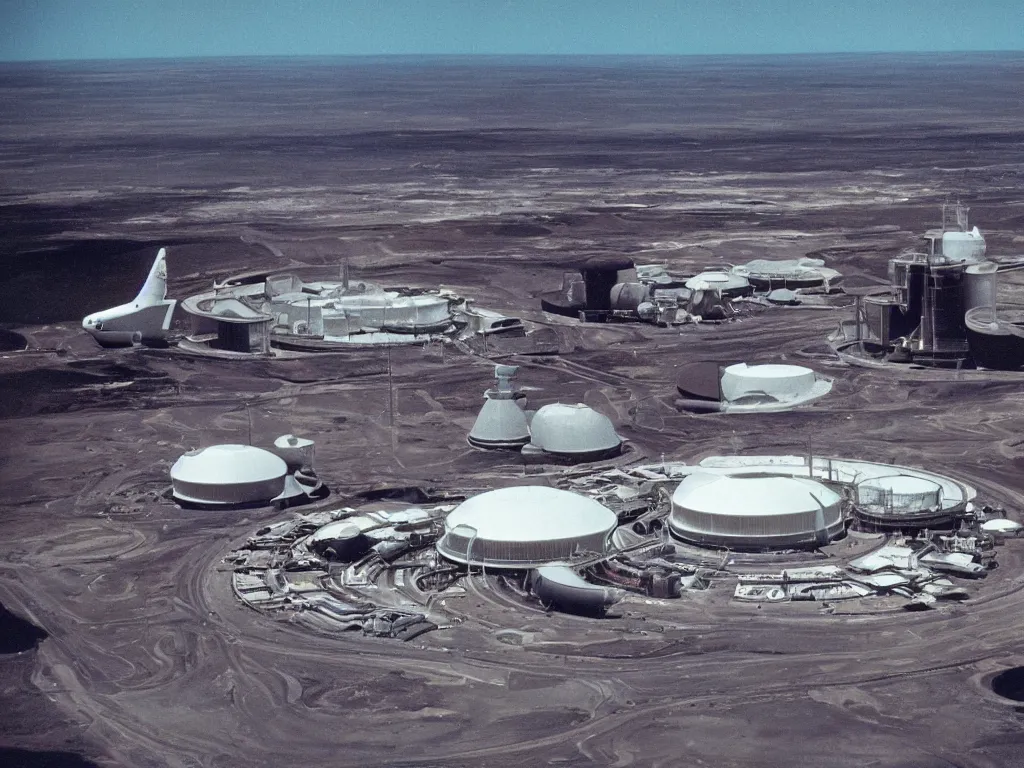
xmin=929 ymin=265 xmax=967 ymax=345
xmin=964 ymin=262 xmax=998 ymax=312
xmin=582 ymin=256 xmax=635 ymax=311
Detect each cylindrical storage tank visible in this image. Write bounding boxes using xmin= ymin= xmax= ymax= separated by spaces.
xmin=582 ymin=256 xmax=635 ymax=311
xmin=720 ymin=364 xmax=816 ymax=404
xmin=273 ymin=434 xmax=315 ymax=471
xmin=964 ymin=262 xmax=998 ymax=312
xmin=928 ymin=266 xmax=967 ymax=344
xmin=609 ymin=282 xmax=650 ymax=312
xmin=171 ymin=445 xmax=288 ymax=506
xmin=528 ymin=403 xmax=622 ymax=459
xmin=435 ymin=486 xmax=618 ymax=569
xmin=668 ymin=472 xmax=844 ymax=549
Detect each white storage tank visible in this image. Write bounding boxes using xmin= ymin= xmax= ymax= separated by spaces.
xmin=273 ymin=434 xmax=315 ymax=471
xmin=720 ymin=363 xmax=818 ymax=404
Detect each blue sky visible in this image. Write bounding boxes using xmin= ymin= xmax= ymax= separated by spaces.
xmin=1 ymin=0 xmax=1022 ymax=61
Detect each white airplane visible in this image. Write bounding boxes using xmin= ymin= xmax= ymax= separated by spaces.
xmin=82 ymin=247 xmax=177 ymax=347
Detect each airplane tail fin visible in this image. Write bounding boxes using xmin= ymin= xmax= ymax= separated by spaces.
xmin=135 ymin=248 xmax=168 ymax=305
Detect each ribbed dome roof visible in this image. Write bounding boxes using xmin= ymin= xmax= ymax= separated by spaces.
xmin=445 ymin=486 xmax=617 ymax=543
xmin=529 ymin=403 xmax=621 ymax=455
xmin=171 ymin=444 xmax=287 ymax=485
xmin=672 ymin=472 xmax=840 ymax=516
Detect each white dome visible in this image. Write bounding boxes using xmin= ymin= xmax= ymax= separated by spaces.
xmin=436 ymin=486 xmax=618 ymax=568
xmin=669 ymin=472 xmax=844 ymax=549
xmin=529 ymin=403 xmax=621 ymax=456
xmin=171 ymin=444 xmax=287 ymax=506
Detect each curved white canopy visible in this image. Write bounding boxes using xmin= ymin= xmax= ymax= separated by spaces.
xmin=445 ymin=486 xmax=617 ymax=542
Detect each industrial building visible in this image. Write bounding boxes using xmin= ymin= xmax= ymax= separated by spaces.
xmin=180 ymin=268 xmax=523 ymax=354
xmin=539 ymin=254 xmax=842 ymax=325
xmin=831 ymin=202 xmax=1024 ymax=369
xmin=668 ymin=472 xmax=846 ymax=549
xmin=675 ymin=361 xmax=834 ymax=413
xmin=435 ymin=486 xmax=619 ymax=569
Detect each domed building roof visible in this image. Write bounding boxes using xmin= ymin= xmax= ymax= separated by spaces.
xmin=171 ymin=444 xmax=288 ymax=507
xmin=528 ymin=403 xmax=621 ymax=457
xmin=668 ymin=472 xmax=844 ymax=549
xmin=436 ymin=486 xmax=618 ymax=569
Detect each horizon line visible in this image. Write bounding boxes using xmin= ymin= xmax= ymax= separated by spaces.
xmin=3 ymin=48 xmax=1023 ymax=65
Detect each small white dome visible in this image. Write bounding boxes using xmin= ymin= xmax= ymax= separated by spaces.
xmin=529 ymin=403 xmax=621 ymax=456
xmin=171 ymin=444 xmax=287 ymax=506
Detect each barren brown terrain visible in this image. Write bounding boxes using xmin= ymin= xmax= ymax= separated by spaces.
xmin=2 ymin=54 xmax=1024 ymax=767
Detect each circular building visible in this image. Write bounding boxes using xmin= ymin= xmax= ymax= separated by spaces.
xmin=720 ymin=363 xmax=829 ymax=406
xmin=171 ymin=444 xmax=288 ymax=507
xmin=436 ymin=486 xmax=618 ymax=569
xmin=526 ymin=403 xmax=622 ymax=461
xmin=853 ymin=474 xmax=952 ymax=530
xmin=668 ymin=472 xmax=845 ymax=549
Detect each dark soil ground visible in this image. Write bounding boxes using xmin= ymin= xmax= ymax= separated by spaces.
xmin=1 ymin=54 xmax=1024 ymax=768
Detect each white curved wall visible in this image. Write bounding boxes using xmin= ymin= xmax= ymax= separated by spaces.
xmin=720 ymin=364 xmax=816 ymax=403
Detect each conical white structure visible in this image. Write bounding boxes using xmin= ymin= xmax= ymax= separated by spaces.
xmin=83 ymin=247 xmax=177 ymax=347
xmin=468 ymin=365 xmax=531 ymax=449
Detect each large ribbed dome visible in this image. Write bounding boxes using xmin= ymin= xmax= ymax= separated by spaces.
xmin=436 ymin=486 xmax=618 ymax=568
xmin=528 ymin=403 xmax=621 ymax=457
xmin=668 ymin=472 xmax=844 ymax=549
xmin=171 ymin=444 xmax=287 ymax=506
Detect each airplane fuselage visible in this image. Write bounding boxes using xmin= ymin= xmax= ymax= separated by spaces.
xmin=83 ymin=300 xmax=176 ymax=347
